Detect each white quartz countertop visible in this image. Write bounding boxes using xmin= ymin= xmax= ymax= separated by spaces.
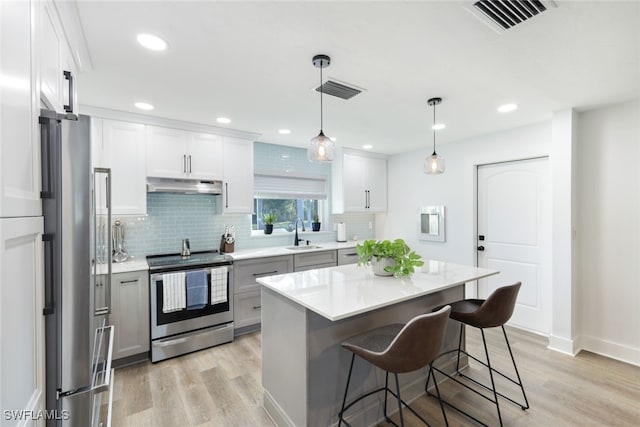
xmin=256 ymin=261 xmax=499 ymax=321
xmin=229 ymin=240 xmax=361 ymax=261
xmin=96 ymin=259 xmax=149 ymax=275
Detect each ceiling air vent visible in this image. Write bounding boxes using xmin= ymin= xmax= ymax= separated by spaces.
xmin=468 ymin=0 xmax=557 ymax=33
xmin=315 ymin=79 xmax=364 ymax=100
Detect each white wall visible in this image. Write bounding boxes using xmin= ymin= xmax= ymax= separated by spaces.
xmin=378 ymin=121 xmax=551 ymax=268
xmin=576 ymin=100 xmax=640 ymax=365
xmin=379 ymin=100 xmax=640 ymax=366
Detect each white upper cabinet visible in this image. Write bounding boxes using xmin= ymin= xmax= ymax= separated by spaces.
xmin=0 ymin=0 xmax=41 ymax=218
xmin=222 ymin=137 xmax=254 ymax=214
xmin=99 ymin=119 xmax=147 ymax=215
xmin=145 ymin=125 xmax=187 ymax=179
xmin=146 ymin=125 xmax=223 ymax=180
xmin=332 ymin=148 xmax=388 ymax=213
xmin=187 ymin=132 xmax=223 ymax=180
xmin=38 ymin=0 xmax=77 ymax=114
xmin=364 ymin=156 xmax=388 ymax=212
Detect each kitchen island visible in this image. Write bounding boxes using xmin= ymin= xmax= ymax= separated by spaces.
xmin=257 ymin=261 xmax=499 ymax=427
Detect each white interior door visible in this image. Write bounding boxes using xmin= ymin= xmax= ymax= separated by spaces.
xmin=477 ymin=157 xmax=551 ymax=334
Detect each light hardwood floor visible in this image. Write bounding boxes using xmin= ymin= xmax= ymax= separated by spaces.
xmin=112 ymin=327 xmax=639 ymax=426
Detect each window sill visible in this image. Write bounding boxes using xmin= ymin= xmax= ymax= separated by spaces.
xmin=250 ymin=230 xmax=334 ymax=238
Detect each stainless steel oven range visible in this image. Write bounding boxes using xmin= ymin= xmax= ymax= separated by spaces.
xmin=147 ymin=250 xmax=234 ymax=362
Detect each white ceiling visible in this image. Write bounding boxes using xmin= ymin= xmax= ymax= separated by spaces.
xmin=75 ymin=0 xmax=640 ymax=155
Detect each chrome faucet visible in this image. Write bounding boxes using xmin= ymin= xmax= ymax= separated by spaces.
xmin=294 ymin=219 xmax=305 ymax=246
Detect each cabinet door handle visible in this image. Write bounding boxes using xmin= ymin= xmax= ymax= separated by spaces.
xmin=364 ymin=190 xmax=368 ymax=209
xmin=120 ymin=279 xmax=138 ymax=284
xmin=63 ymin=70 xmax=74 ymax=113
xmin=188 ymin=155 xmax=192 ymax=174
xmin=183 ymin=155 xmax=187 ymax=174
xmin=225 ymin=182 xmax=229 ymax=208
xmin=252 ymin=305 xmax=262 ymax=310
xmin=253 ymin=270 xmax=278 ymax=277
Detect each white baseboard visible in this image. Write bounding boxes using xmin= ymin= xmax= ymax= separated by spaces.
xmin=263 ymin=389 xmax=296 ymax=427
xmin=547 ymin=334 xmax=579 ymax=356
xmin=579 ymin=335 xmax=640 ymax=367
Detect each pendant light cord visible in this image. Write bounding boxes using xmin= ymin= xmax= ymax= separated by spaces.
xmin=320 ymin=63 xmax=323 ymax=132
xmin=432 ymin=102 xmax=436 ymax=155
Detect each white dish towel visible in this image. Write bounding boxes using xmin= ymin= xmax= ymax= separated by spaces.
xmin=162 ymin=272 xmax=186 ymax=313
xmin=210 ymin=266 xmax=228 ymax=305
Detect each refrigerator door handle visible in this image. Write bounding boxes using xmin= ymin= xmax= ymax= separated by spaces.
xmin=39 ymin=116 xmax=54 ymax=199
xmin=105 ymin=175 xmax=110 ymax=210
xmin=93 ymin=168 xmax=112 ymax=316
xmin=42 ymin=233 xmax=55 ymax=315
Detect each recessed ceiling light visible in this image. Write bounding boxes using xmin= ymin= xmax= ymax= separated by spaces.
xmin=136 ymin=34 xmax=167 ymax=51
xmin=497 ymin=103 xmax=518 ymax=113
xmin=432 ymin=123 xmax=446 ymax=130
xmin=330 ymin=137 xmax=337 ymax=142
xmin=134 ymin=102 xmax=154 ymax=111
xmin=362 ymin=144 xmax=373 ymax=150
xmin=278 ymin=129 xmax=291 ymax=135
xmin=216 ymin=117 xmax=231 ymax=124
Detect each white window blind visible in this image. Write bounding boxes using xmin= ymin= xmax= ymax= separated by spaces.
xmin=253 ymin=173 xmax=327 ymax=200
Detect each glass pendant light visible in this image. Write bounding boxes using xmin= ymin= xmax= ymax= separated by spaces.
xmin=424 ymin=97 xmax=445 ymax=174
xmin=308 ymin=54 xmax=335 ymax=162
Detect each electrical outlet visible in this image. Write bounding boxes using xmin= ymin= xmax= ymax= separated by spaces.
xmin=368 ymin=221 xmax=373 ymax=230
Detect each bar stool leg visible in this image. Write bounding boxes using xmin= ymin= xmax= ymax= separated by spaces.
xmin=481 ymin=329 xmax=503 ymax=426
xmin=502 ymin=326 xmax=529 ymax=410
xmin=429 ymin=364 xmax=449 ymax=427
xmin=384 ymin=371 xmax=390 ymax=422
xmin=394 ymin=373 xmax=405 ymax=427
xmin=455 ymin=323 xmax=464 ymax=373
xmin=338 ymin=353 xmax=356 ymax=426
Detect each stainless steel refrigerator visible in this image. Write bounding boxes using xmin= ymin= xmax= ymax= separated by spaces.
xmin=40 ymin=110 xmax=114 ymax=427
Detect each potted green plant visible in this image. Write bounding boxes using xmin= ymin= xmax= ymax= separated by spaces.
xmin=312 ymin=214 xmax=321 ymax=232
xmin=356 ymin=239 xmax=424 ymax=277
xmin=263 ymin=213 xmax=277 ymax=235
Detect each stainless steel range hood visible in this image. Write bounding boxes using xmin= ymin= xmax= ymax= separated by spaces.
xmin=147 ymin=177 xmax=223 ymax=194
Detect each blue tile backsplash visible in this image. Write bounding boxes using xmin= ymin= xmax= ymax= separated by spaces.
xmin=119 ymin=142 xmax=375 ymax=258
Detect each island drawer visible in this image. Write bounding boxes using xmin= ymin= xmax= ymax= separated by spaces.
xmin=294 ymin=250 xmax=338 ymax=271
xmin=234 ymin=255 xmax=294 ymax=294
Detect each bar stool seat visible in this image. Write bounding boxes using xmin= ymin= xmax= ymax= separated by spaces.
xmin=338 ymin=306 xmax=451 ymax=427
xmin=426 ymin=282 xmax=529 ymax=427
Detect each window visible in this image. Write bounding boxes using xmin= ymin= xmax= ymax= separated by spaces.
xmin=253 ymin=199 xmax=319 ymax=231
xmin=252 ymin=172 xmax=327 ymax=232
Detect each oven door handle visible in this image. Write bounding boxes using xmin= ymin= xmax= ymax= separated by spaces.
xmin=154 ymin=337 xmax=189 ymax=347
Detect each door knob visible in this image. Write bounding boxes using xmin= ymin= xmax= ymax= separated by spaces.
xmin=477 ymin=246 xmax=485 ymax=251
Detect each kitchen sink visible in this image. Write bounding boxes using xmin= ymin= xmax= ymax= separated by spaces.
xmin=285 ymin=245 xmax=323 ymax=251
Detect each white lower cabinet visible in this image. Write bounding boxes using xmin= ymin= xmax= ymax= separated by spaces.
xmin=234 ymin=291 xmax=262 ymax=329
xmin=293 ymin=250 xmax=338 ymax=272
xmin=110 ymin=270 xmax=149 ymax=360
xmin=0 ymin=216 xmax=45 ymax=423
xmin=233 ymin=255 xmax=293 ymax=333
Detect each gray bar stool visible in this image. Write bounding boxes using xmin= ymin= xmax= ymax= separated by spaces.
xmin=426 ymin=282 xmax=529 ymax=426
xmin=338 ymin=306 xmax=451 ymax=427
